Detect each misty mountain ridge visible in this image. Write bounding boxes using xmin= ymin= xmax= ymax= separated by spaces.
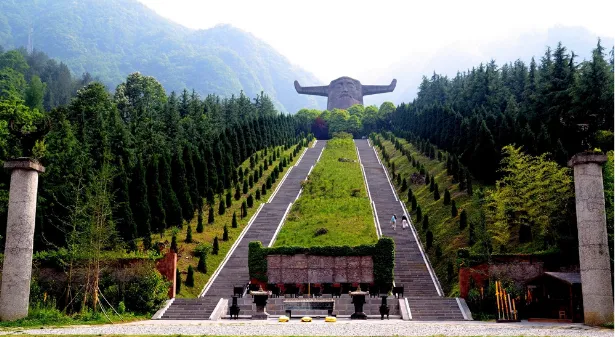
xmin=0 ymin=0 xmax=324 ymax=112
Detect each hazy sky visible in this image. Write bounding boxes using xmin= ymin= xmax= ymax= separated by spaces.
xmin=137 ymin=0 xmax=612 ymax=83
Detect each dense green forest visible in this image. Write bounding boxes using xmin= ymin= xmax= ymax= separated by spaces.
xmin=391 ymin=41 xmax=614 ymax=182
xmin=0 ymin=46 xmax=303 ymax=253
xmin=0 ymin=0 xmax=324 ymax=113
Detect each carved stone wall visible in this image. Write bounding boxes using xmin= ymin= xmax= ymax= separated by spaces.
xmin=267 ymin=254 xmax=373 ymax=284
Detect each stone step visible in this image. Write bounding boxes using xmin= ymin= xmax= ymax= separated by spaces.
xmin=160 ymin=141 xmax=328 ymax=320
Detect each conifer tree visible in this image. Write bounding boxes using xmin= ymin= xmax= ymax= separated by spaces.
xmin=218 ymin=199 xmax=225 ymax=215
xmin=460 ymin=210 xmax=468 ymax=230
xmin=411 ymin=195 xmax=417 ymax=210
xmin=197 ymin=252 xmax=207 ymax=273
xmin=185 ymin=225 xmax=193 ymax=243
xmin=242 ymin=179 xmax=248 ymax=194
xmin=176 ymin=268 xmax=181 ymax=293
xmin=429 ymin=176 xmax=435 ymax=191
xmin=248 ymin=174 xmax=254 ymax=188
xmin=434 ymin=183 xmax=440 ymax=200
xmin=425 ymin=171 xmax=429 ymax=185
xmin=186 ymin=266 xmax=194 ymax=287
xmin=171 ymin=234 xmax=178 ymax=253
xmin=130 ymin=157 xmax=152 ymax=248
xmin=183 ymin=146 xmax=200 ymax=212
xmin=196 ymin=208 xmax=204 ymax=233
xmin=212 ymin=236 xmax=219 ymax=255
xmin=443 ymin=189 xmax=451 ymax=205
xmin=261 ymin=184 xmax=267 ymax=196
xmin=416 ymin=205 xmax=423 ymax=222
xmin=241 ymin=201 xmax=248 ymax=218
xmin=160 ymin=154 xmax=183 ymax=228
xmin=422 ymin=214 xmax=429 ymax=230
xmin=234 ymin=185 xmax=241 ymax=200
xmin=238 ymin=166 xmax=244 ymax=181
xmin=407 ymin=188 xmax=413 ymax=202
xmin=401 ymin=178 xmax=408 ymax=192
xmin=171 ymin=152 xmax=193 ymax=221
xmin=451 ymin=200 xmax=458 ymax=217
xmin=426 ymin=230 xmax=433 ymax=250
xmin=223 ymin=225 xmax=229 ymax=241
xmin=113 ymin=158 xmax=138 ymax=250
xmin=147 ymin=157 xmax=167 ymax=235
xmin=396 ymin=174 xmax=401 ymax=186
xmin=247 ymin=194 xmax=254 ymax=208
xmin=208 ymin=207 xmax=214 ymax=224
xmin=255 ymin=189 xmax=261 ymax=200
xmin=232 ymin=212 xmax=238 ymax=228
xmin=226 ymin=191 xmax=232 ymax=207
xmin=206 ymin=188 xmax=215 ymax=205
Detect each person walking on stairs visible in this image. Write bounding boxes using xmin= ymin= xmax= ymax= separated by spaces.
xmin=391 ymin=214 xmax=397 ymax=230
xmin=401 ymin=215 xmax=409 ymax=230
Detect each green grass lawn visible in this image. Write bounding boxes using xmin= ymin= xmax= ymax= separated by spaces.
xmin=151 ymin=140 xmax=309 ymax=298
xmin=273 ymin=138 xmax=377 ymax=247
xmin=374 ymin=134 xmax=484 ymax=296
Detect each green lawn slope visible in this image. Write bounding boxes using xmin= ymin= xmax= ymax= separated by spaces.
xmin=155 ymin=140 xmax=308 ymax=298
xmin=274 ymin=138 xmax=377 ymax=247
xmin=374 ymin=133 xmax=484 ymax=295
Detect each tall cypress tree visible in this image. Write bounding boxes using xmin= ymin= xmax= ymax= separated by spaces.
xmin=147 ymin=156 xmax=166 ymax=235
xmin=208 ymin=206 xmax=214 ymax=224
xmin=183 ymin=146 xmax=200 ymax=213
xmin=226 ymin=191 xmax=232 ymax=208
xmin=422 ymin=214 xmax=429 ymax=230
xmin=196 ymin=207 xmax=204 ymax=233
xmin=113 ymin=158 xmax=138 ymax=250
xmin=218 ymin=199 xmax=226 ymax=215
xmin=460 ymin=210 xmax=468 ymax=230
xmin=171 ymin=151 xmax=193 ymax=221
xmin=130 ymin=157 xmax=152 ymax=247
xmin=232 ymin=212 xmax=238 ymax=228
xmin=160 ymin=154 xmax=183 ymax=228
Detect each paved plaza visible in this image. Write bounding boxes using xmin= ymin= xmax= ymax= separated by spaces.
xmin=0 ymin=319 xmax=611 ymax=336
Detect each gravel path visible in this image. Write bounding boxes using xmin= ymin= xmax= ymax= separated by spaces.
xmin=0 ymin=319 xmax=610 ymax=336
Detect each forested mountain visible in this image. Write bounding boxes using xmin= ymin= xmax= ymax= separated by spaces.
xmin=0 ymin=0 xmax=324 ymax=113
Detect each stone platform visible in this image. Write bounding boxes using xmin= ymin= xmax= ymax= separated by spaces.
xmin=228 ymin=294 xmax=401 ymax=318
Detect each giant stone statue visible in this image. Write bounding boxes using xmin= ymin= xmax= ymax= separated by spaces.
xmin=294 ymin=76 xmax=397 ymax=111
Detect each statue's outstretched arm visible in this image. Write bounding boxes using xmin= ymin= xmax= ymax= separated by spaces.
xmin=294 ymin=80 xmax=329 ymax=97
xmin=362 ymin=79 xmax=397 ymax=96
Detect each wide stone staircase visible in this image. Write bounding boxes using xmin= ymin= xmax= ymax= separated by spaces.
xmin=159 ymin=141 xmax=327 ymax=320
xmin=355 ymin=139 xmax=468 ymax=321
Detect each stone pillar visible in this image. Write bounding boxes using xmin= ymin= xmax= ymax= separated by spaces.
xmin=567 ymin=153 xmax=613 ymax=326
xmin=0 ymin=158 xmax=45 ymax=321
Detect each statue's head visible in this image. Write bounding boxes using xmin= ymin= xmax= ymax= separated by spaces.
xmin=328 ymin=77 xmax=362 ymax=110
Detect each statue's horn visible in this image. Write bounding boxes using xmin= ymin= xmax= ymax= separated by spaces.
xmin=362 ymin=79 xmax=397 ymax=96
xmin=294 ymin=80 xmax=329 ymax=97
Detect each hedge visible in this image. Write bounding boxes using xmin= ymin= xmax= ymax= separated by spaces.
xmin=248 ymin=237 xmax=395 ymax=289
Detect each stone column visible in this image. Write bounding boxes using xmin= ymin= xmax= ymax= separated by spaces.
xmin=567 ymin=153 xmax=613 ymax=326
xmin=0 ymin=158 xmax=45 ymax=321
